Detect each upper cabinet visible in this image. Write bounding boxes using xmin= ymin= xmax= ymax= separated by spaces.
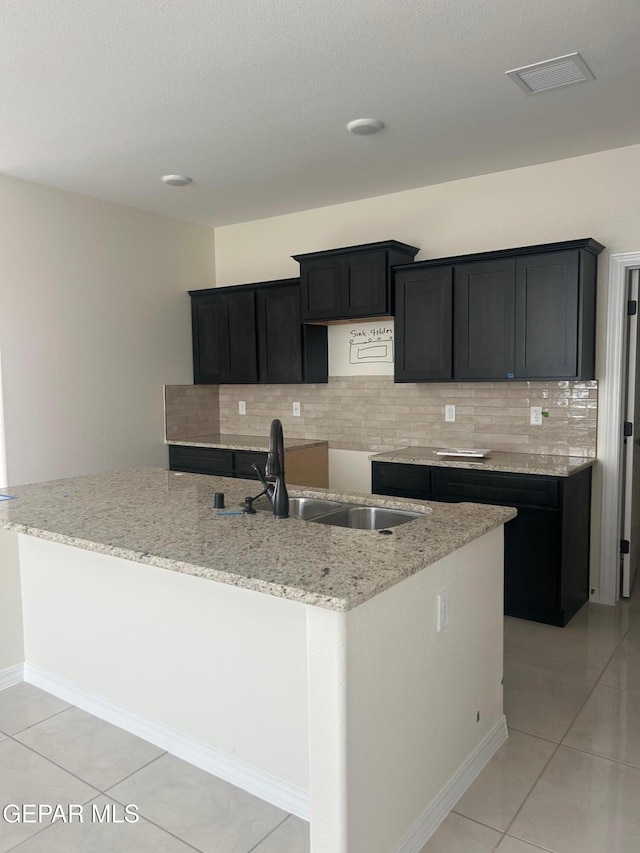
xmin=394 ymin=238 xmax=603 ymax=383
xmin=293 ymin=240 xmax=419 ymax=321
xmin=190 ymin=279 xmax=328 ymax=385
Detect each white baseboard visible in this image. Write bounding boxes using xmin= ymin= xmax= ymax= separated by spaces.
xmin=391 ymin=716 xmax=509 ymax=853
xmin=0 ymin=663 xmax=25 ymax=691
xmin=24 ymin=663 xmax=309 ymax=820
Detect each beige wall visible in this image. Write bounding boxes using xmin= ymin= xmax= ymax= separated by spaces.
xmin=0 ymin=175 xmax=215 ymax=486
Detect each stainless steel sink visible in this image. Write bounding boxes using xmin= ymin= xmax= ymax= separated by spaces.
xmin=310 ymin=505 xmax=422 ymax=530
xmin=255 ymin=496 xmax=345 ymax=519
xmin=254 ymin=496 xmax=422 ymax=529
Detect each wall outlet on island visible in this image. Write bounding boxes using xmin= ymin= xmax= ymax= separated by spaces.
xmin=238 ymin=401 xmax=246 ymax=415
xmin=293 ymin=402 xmax=301 ymax=416
xmin=530 ymin=406 xmax=543 ymax=426
xmin=445 ymin=404 xmax=456 ymax=423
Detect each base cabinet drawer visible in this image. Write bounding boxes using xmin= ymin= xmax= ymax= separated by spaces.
xmin=372 ymin=461 xmax=591 ymax=626
xmin=169 ymin=446 xmax=234 ymax=476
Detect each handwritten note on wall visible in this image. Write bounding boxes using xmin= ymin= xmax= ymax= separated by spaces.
xmin=328 ymin=321 xmax=395 ymax=376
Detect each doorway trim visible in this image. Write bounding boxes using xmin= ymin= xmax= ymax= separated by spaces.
xmin=600 ymin=251 xmax=640 ymax=604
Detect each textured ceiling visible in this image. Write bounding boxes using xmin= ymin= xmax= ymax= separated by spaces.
xmin=1 ymin=0 xmax=639 ymax=226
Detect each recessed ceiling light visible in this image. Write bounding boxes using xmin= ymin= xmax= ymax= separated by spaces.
xmin=346 ymin=118 xmax=385 ymax=136
xmin=506 ymin=52 xmax=595 ymax=94
xmin=162 ymin=175 xmax=193 ymax=186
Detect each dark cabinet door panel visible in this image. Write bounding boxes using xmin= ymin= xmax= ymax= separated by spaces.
xmin=224 ymin=291 xmax=258 ymax=383
xmin=454 ymin=259 xmax=516 ymax=379
xmin=256 ymin=284 xmax=302 ymax=383
xmin=192 ymin=297 xmax=226 ymax=384
xmin=371 ymin=461 xmax=432 ymax=498
xmin=515 ymin=251 xmax=579 ymax=378
xmin=300 ymin=259 xmax=341 ymax=320
xmin=394 ymin=267 xmax=453 ymax=382
xmin=234 ymin=451 xmax=268 ymax=479
xmin=341 ymin=251 xmax=387 ymax=317
xmin=504 ymin=509 xmax=563 ymax=623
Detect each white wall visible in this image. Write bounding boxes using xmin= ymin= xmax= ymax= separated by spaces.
xmin=19 ymin=535 xmax=309 ymax=795
xmin=0 ymin=175 xmax=215 ymax=486
xmin=215 ymin=143 xmax=640 ymax=594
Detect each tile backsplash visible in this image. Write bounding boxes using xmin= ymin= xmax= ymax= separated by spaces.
xmin=165 ymin=384 xmax=220 ymax=439
xmin=167 ymin=377 xmax=597 ymax=457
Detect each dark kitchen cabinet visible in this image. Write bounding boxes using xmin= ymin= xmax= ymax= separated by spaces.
xmin=293 ymin=240 xmax=419 ymax=322
xmin=190 ymin=279 xmax=327 ymax=384
xmin=454 ymin=258 xmax=516 ymax=380
xmin=191 ymin=288 xmax=257 ymax=384
xmin=169 ymin=445 xmax=265 ymax=480
xmin=371 ymin=460 xmax=592 ymax=626
xmin=394 ymin=266 xmax=453 ymax=381
xmin=393 ymin=238 xmax=603 ymax=382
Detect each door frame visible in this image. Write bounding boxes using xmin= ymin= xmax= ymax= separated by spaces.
xmin=600 ymin=251 xmax=640 ymax=604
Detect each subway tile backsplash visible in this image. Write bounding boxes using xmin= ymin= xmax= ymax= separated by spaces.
xmin=164 ymin=377 xmax=597 ymax=457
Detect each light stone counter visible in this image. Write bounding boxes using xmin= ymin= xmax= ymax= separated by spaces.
xmin=0 ymin=467 xmax=514 ymax=611
xmin=167 ymin=433 xmax=327 ymax=452
xmin=370 ymin=446 xmax=595 ymax=476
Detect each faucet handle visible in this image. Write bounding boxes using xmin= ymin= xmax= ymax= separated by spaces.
xmin=242 ymin=496 xmax=257 ymax=514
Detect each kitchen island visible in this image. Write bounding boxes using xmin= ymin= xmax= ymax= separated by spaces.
xmin=0 ymin=468 xmax=515 ymax=853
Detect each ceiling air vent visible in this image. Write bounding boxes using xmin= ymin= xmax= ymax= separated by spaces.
xmin=506 ymin=52 xmax=594 ymax=94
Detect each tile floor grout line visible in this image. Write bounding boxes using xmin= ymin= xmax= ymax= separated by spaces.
xmin=5 ymin=730 xmax=166 ymax=799
xmin=244 ymin=813 xmax=293 ymax=853
xmin=0 ymin=702 xmax=74 ymax=738
xmin=558 ymin=740 xmax=640 ymax=773
xmin=103 ymin=789 xmax=208 ymax=853
xmin=497 ymin=612 xmax=631 ymax=844
xmin=101 ymin=750 xmax=168 ymax=793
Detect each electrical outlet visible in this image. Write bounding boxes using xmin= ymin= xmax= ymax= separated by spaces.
xmin=293 ymin=401 xmax=301 ymax=416
xmin=437 ymin=591 xmax=449 ymax=631
xmin=445 ymin=404 xmax=456 ymax=423
xmin=238 ymin=401 xmax=246 ymax=415
xmin=530 ymin=406 xmax=543 ymax=426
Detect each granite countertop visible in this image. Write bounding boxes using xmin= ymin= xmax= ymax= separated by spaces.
xmin=370 ymin=446 xmax=595 ymax=476
xmin=0 ymin=468 xmax=515 ymax=612
xmin=167 ymin=433 xmax=327 ymax=452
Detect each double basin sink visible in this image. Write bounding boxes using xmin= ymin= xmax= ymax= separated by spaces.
xmin=257 ymin=496 xmax=423 ymax=530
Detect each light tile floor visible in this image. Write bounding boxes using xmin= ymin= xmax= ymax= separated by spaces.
xmin=423 ymin=574 xmax=640 ymax=853
xmin=1 ymin=579 xmax=639 ymax=852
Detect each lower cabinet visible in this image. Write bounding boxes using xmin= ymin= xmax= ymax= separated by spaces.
xmin=169 ymin=446 xmax=264 ymax=480
xmin=169 ymin=444 xmax=329 ymax=489
xmin=372 ymin=461 xmax=592 ymax=626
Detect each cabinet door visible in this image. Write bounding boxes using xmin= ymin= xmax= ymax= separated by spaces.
xmin=234 ymin=450 xmax=268 ymax=479
xmin=191 ymin=291 xmax=257 ymax=384
xmin=454 ymin=258 xmax=516 ymax=380
xmin=341 ymin=251 xmax=388 ymax=317
xmin=192 ymin=295 xmax=226 ymax=384
xmin=515 ymin=251 xmax=579 ymax=378
xmin=300 ymin=258 xmax=342 ymax=320
xmin=394 ymin=266 xmax=453 ymax=381
xmin=256 ymin=283 xmax=302 ymax=383
xmin=222 ymin=291 xmax=258 ymax=383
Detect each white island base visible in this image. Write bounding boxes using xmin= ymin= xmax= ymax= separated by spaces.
xmin=3 ymin=525 xmax=506 ymax=853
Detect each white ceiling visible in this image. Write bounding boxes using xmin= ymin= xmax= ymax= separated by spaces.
xmin=2 ymin=0 xmax=640 ymax=227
